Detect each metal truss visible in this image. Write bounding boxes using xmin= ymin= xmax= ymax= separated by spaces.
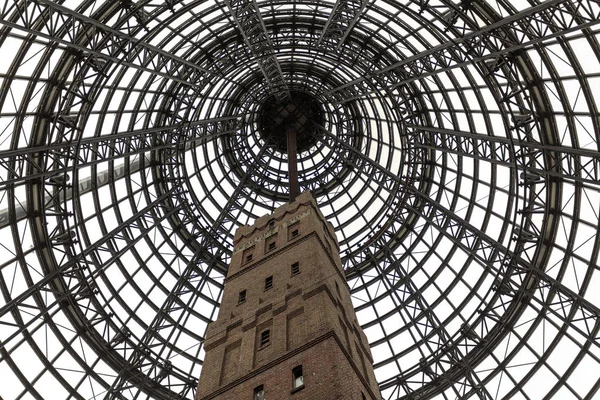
xmin=0 ymin=116 xmax=241 ymax=186
xmin=409 ymin=125 xmax=600 ymax=186
xmin=0 ymin=0 xmax=221 ymax=90
xmin=224 ymin=0 xmax=290 ymax=101
xmin=318 ymin=0 xmax=369 ymax=50
xmin=1 ymin=0 xmax=600 ymax=400
xmin=328 ymin=0 xmax=600 ymax=103
xmin=104 ymin=139 xmax=273 ymax=399
xmin=317 ymin=120 xmax=599 ymax=397
xmin=0 ymin=189 xmax=180 ymax=394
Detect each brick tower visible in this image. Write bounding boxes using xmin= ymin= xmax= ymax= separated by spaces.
xmin=196 ymin=191 xmax=380 ymax=399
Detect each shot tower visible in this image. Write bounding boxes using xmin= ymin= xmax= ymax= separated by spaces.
xmin=196 ymin=191 xmax=379 ymax=399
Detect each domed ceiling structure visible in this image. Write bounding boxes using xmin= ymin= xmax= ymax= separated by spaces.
xmin=1 ymin=0 xmax=600 ymax=399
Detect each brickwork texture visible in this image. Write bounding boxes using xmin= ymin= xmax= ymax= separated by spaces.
xmin=196 ymin=191 xmax=380 ymax=400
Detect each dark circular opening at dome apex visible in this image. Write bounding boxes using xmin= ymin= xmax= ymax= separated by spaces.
xmin=258 ymin=91 xmax=324 ymax=153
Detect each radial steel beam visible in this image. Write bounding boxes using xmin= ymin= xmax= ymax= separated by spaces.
xmin=409 ymin=125 xmax=600 ymax=185
xmin=318 ymin=0 xmax=369 ymax=50
xmin=316 ymin=123 xmax=600 ymax=336
xmin=0 ymin=0 xmax=219 ymax=89
xmin=379 ymin=195 xmax=600 ymax=397
xmin=0 ymin=134 xmax=227 ymax=232
xmin=318 ymin=125 xmax=600 ymax=398
xmin=5 ymin=181 xmax=201 ymax=399
xmin=104 ymin=140 xmax=273 ymax=400
xmin=224 ymin=0 xmax=290 ymax=101
xmin=0 ymin=155 xmax=150 ymax=230
xmin=0 ymin=189 xmax=179 ymax=346
xmin=0 ymin=116 xmax=242 ymax=187
xmin=327 ymin=0 xmax=600 ymax=102
xmin=357 ymin=245 xmax=494 ymax=399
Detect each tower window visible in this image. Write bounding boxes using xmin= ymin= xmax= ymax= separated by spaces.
xmin=243 ymin=246 xmax=255 ymax=264
xmin=265 ymin=276 xmax=273 ymax=290
xmin=288 ymin=222 xmax=300 ymax=240
xmin=254 ymin=385 xmax=264 ymax=400
xmin=292 ymin=365 xmax=304 ymax=391
xmin=291 ymin=262 xmax=300 ymax=275
xmin=260 ymin=330 xmax=270 ymax=347
xmin=265 ymin=235 xmax=277 ymax=253
xmin=238 ymin=290 xmax=246 ymax=304
xmin=268 ymin=220 xmax=275 ymax=229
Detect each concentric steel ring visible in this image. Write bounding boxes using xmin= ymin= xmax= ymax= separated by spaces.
xmin=1 ymin=1 xmax=599 ymax=399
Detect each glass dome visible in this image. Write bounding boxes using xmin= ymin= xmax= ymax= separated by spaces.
xmin=1 ymin=0 xmax=599 ymax=399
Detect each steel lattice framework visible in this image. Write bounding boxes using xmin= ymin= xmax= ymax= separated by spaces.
xmin=0 ymin=0 xmax=600 ymax=399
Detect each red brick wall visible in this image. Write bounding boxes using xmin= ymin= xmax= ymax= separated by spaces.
xmin=199 ymin=336 xmax=377 ymax=400
xmin=197 ymin=192 xmax=380 ymax=399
